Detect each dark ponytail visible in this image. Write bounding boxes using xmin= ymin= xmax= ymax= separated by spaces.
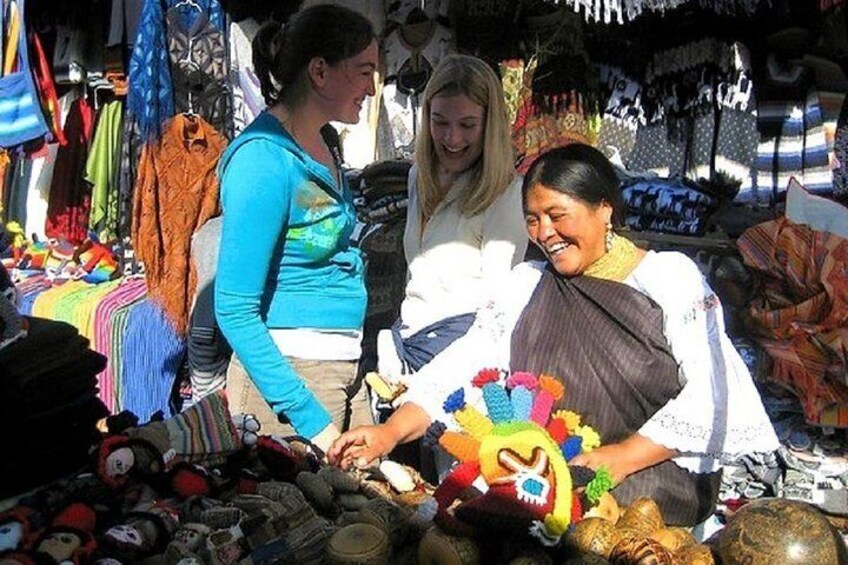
xmin=252 ymin=22 xmax=287 ymax=105
xmin=252 ymin=5 xmax=375 ymax=106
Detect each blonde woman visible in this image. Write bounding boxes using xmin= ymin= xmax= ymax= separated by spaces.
xmin=378 ymin=54 xmax=528 ymax=379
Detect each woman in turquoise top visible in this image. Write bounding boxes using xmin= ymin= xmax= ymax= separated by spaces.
xmin=215 ymin=5 xmax=378 ymax=452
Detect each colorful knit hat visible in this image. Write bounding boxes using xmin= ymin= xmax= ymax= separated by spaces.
xmin=433 ymin=369 xmax=613 ymax=546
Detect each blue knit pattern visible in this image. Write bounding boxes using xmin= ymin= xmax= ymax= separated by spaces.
xmin=562 ymin=436 xmax=583 ymax=461
xmin=443 ymin=388 xmax=466 ymax=414
xmin=511 ymin=386 xmax=533 ymax=422
xmin=120 ymin=299 xmax=186 ymax=421
xmin=483 ymin=383 xmax=513 ymax=424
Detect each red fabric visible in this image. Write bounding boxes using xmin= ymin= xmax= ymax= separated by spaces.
xmin=571 ymin=491 xmax=583 ymax=523
xmin=29 ymin=31 xmax=66 ymax=146
xmin=53 ymin=503 xmax=97 ymax=533
xmin=79 ymin=243 xmax=116 ymax=273
xmin=433 ymin=460 xmax=481 ymax=537
xmin=45 ymin=98 xmax=95 ymax=244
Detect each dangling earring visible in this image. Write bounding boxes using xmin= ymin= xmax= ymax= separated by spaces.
xmin=605 ymin=222 xmax=614 ymax=253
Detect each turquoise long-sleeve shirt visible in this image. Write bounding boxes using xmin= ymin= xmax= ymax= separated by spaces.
xmin=215 ymin=112 xmax=366 ymax=438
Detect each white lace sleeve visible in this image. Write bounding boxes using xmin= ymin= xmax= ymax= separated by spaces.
xmin=399 ymin=262 xmax=544 ymax=426
xmin=629 ymin=252 xmax=779 ymax=473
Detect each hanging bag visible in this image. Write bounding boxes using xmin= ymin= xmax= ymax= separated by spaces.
xmin=0 ymin=0 xmax=50 ymax=148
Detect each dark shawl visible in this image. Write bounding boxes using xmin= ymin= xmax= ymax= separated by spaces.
xmin=510 ymin=267 xmax=720 ymax=525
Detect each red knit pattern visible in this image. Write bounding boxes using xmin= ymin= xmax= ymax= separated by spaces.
xmin=171 ymin=468 xmax=211 ymax=498
xmin=571 ymin=492 xmax=584 ymax=523
xmin=472 ymin=368 xmax=501 ymax=387
xmin=546 ymin=418 xmax=569 ymax=445
xmin=434 ymin=460 xmax=481 ymax=537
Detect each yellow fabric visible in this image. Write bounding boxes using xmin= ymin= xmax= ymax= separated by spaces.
xmin=583 ymin=233 xmax=641 ymax=283
xmin=32 ymin=280 xmax=85 ymax=319
xmin=3 ymin=1 xmax=20 ymax=76
xmin=454 ymin=405 xmax=494 ymax=439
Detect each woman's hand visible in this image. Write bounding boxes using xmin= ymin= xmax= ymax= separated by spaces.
xmin=327 ymin=402 xmax=434 ymax=469
xmin=570 ymin=434 xmax=677 ymax=485
xmin=327 ymin=425 xmax=398 ymax=469
xmin=310 ymin=423 xmax=342 ymax=459
xmin=570 ymin=443 xmax=635 ymax=485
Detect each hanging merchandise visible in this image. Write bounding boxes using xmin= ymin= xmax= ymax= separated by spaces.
xmin=228 ymin=17 xmax=262 ymax=136
xmin=53 ymin=24 xmax=86 ymax=84
xmin=87 ymin=99 xmax=125 ymax=243
xmin=377 ymin=9 xmax=453 ymax=160
xmin=834 ymin=96 xmax=848 ymax=198
xmin=556 ymin=0 xmax=763 ymax=24
xmin=132 ymin=114 xmax=225 ymax=336
xmin=30 ymin=32 xmax=67 ymax=146
xmin=127 ymin=0 xmax=174 ymax=140
xmin=626 ymin=39 xmax=758 ymax=201
xmin=45 ymin=96 xmax=96 ymax=244
xmin=166 ymin=2 xmax=232 ymax=138
xmin=127 ymin=0 xmax=225 ymax=140
xmin=0 ymin=0 xmax=50 ymax=149
xmin=753 ymin=57 xmax=833 ymax=203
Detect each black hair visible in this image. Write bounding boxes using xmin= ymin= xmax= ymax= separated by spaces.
xmin=252 ymin=5 xmax=375 ymax=106
xmin=521 ymin=144 xmax=624 ymax=226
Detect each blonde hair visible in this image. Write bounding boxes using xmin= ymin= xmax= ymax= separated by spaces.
xmin=415 ymin=54 xmax=515 ymax=219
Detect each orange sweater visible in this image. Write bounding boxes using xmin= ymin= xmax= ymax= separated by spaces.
xmin=132 ymin=114 xmax=226 ymax=335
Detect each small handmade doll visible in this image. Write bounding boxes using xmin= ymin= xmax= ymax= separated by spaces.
xmin=0 ymin=507 xmax=36 ymax=554
xmin=99 ymin=508 xmax=176 ymax=563
xmin=93 ymin=391 xmax=242 ymax=490
xmin=32 ymin=503 xmax=98 ymax=565
xmin=71 ymin=232 xmax=118 ymax=284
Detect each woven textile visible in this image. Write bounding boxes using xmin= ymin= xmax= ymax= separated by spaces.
xmin=738 ymin=217 xmax=848 ymax=425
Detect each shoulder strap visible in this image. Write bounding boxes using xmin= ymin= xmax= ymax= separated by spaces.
xmin=1 ymin=0 xmax=5 ymax=63
xmin=8 ymin=0 xmax=29 ymax=72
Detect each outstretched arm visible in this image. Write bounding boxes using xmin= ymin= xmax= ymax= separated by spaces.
xmin=571 ymin=434 xmax=678 ymax=484
xmin=327 ymin=402 xmax=431 ymax=469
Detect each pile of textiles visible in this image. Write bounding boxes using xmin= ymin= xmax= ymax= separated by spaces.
xmin=351 ymin=160 xmax=410 ymax=225
xmin=350 ymin=160 xmax=411 ymax=373
xmin=0 ymin=317 xmax=109 ymax=497
xmin=13 ymin=273 xmax=185 ymax=422
xmin=620 ymin=176 xmax=724 ymax=236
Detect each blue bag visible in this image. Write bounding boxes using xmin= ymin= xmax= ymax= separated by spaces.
xmin=0 ymin=0 xmax=50 ymax=148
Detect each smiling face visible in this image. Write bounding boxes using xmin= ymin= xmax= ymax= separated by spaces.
xmin=318 ymin=40 xmax=378 ymax=124
xmin=524 ymin=183 xmax=612 ymax=277
xmin=429 ymin=93 xmax=485 ymax=176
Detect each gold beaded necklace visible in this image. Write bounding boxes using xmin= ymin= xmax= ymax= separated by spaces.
xmin=582 ymin=233 xmax=641 ymax=283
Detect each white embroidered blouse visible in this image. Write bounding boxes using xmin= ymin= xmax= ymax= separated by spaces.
xmin=400 ymin=251 xmax=779 ymax=474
